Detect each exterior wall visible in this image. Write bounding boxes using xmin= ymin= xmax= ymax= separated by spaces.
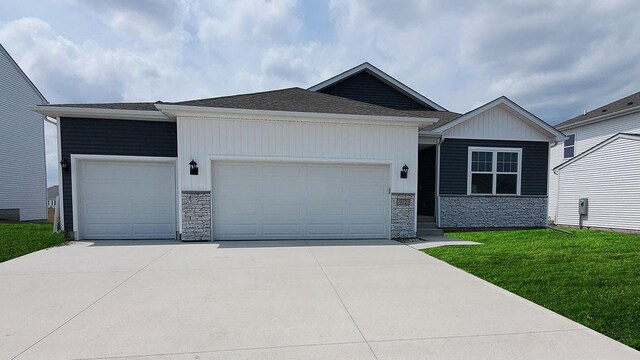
xmin=0 ymin=47 xmax=47 ymax=220
xmin=438 ymin=138 xmax=549 ymax=228
xmin=439 ymin=196 xmax=547 ymax=228
xmin=391 ymin=193 xmax=416 ymax=238
xmin=444 ymin=105 xmax=550 ymax=142
xmin=549 ymin=111 xmax=640 ymax=222
xmin=318 ymin=71 xmax=433 ymax=110
xmin=60 ymin=118 xmax=177 ymax=231
xmin=181 ymin=191 xmax=211 ymax=241
xmin=556 ymin=137 xmax=640 ymax=230
xmin=178 ymin=116 xmax=419 ymax=237
xmin=439 ymin=139 xmax=549 ymax=196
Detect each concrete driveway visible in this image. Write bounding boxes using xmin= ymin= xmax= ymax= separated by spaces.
xmin=1 ymin=240 xmax=638 ymax=360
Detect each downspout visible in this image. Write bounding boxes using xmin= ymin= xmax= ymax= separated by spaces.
xmin=435 ymin=136 xmax=443 ymax=228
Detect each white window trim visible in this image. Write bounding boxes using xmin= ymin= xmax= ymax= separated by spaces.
xmin=467 ymin=147 xmax=522 ymax=196
xmin=564 ymin=133 xmax=576 ymax=158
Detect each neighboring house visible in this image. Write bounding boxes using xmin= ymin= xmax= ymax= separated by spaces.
xmin=34 ymin=62 xmax=563 ymax=241
xmin=0 ymin=44 xmax=48 ymax=221
xmin=550 ymin=91 xmax=640 ymax=230
xmin=47 ymin=185 xmax=59 ymax=208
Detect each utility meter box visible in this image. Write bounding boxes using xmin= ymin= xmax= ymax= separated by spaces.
xmin=579 ymin=198 xmax=588 ymax=215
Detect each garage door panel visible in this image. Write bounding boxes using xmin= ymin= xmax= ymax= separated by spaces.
xmin=212 ymin=162 xmax=390 ymax=240
xmin=349 ymin=223 xmax=386 ymax=236
xmin=78 ymin=160 xmax=176 ymax=240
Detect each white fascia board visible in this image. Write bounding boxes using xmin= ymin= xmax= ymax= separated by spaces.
xmin=553 ymin=133 xmax=640 ymax=173
xmin=556 ymin=106 xmax=640 ymax=131
xmin=31 ymin=106 xmax=172 ymax=122
xmin=308 ymin=62 xmax=447 ymax=111
xmin=432 ymin=96 xmax=566 ymax=142
xmin=155 ymin=103 xmax=438 ymax=127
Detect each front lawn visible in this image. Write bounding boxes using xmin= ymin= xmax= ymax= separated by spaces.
xmin=0 ymin=223 xmax=66 ymax=263
xmin=424 ymin=229 xmax=640 ymax=350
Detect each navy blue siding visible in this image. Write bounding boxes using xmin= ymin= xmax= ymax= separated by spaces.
xmin=439 ymin=139 xmax=549 ymax=196
xmin=60 ymin=117 xmax=177 ymax=231
xmin=318 ymin=70 xmax=435 ymax=110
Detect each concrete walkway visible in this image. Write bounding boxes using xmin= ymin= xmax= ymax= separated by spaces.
xmin=1 ymin=240 xmax=637 ymax=360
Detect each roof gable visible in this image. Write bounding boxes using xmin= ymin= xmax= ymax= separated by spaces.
xmin=309 ymin=62 xmax=446 ymax=111
xmin=554 ymin=133 xmax=640 ymax=172
xmin=430 ymin=96 xmax=565 ymax=142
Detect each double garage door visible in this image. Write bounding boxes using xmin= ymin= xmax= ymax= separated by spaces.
xmin=212 ymin=162 xmax=390 ymax=240
xmin=76 ymin=159 xmax=389 ymax=240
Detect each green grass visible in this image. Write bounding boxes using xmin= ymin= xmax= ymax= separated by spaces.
xmin=0 ymin=223 xmax=66 ymax=263
xmin=424 ymin=228 xmax=640 ymax=350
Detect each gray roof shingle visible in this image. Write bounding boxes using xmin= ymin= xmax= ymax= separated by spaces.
xmin=404 ymin=110 xmax=462 ymax=130
xmin=556 ymin=91 xmax=640 ymax=129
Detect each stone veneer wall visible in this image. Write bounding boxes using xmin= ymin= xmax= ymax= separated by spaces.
xmin=439 ymin=195 xmax=547 ymax=228
xmin=391 ymin=193 xmax=415 ymax=238
xmin=181 ymin=191 xmax=211 ymax=241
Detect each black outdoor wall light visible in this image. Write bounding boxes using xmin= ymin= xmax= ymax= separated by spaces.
xmin=400 ymin=164 xmax=409 ymax=179
xmin=189 ymin=159 xmax=199 ymax=175
xmin=60 ymin=159 xmax=70 ymax=173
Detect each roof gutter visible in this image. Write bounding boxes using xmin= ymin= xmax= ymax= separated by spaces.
xmin=155 ymin=103 xmax=438 ymax=127
xmin=31 ymin=106 xmax=171 ymax=122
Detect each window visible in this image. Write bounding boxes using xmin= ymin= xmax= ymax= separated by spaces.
xmin=564 ymin=134 xmax=575 ymax=158
xmin=468 ymin=147 xmax=522 ymax=195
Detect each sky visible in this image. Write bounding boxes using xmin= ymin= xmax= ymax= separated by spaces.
xmin=2 ymin=0 xmax=640 ymax=186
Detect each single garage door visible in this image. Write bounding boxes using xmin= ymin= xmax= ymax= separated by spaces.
xmin=212 ymin=162 xmax=390 ymax=240
xmin=77 ymin=160 xmax=176 ymax=240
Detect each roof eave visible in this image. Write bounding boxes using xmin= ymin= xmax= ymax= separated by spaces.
xmin=31 ymin=105 xmax=171 ymax=122
xmin=556 ymin=105 xmax=640 ymax=131
xmin=155 ymin=103 xmax=438 ymax=127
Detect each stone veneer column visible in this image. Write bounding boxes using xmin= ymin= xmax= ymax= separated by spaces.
xmin=391 ymin=193 xmax=416 ymax=238
xmin=181 ymin=191 xmax=211 ymax=241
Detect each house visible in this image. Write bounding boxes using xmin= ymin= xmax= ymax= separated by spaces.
xmin=47 ymin=185 xmax=59 ymax=208
xmin=550 ymin=91 xmax=640 ymax=231
xmin=0 ymin=44 xmax=48 ymax=221
xmin=34 ymin=62 xmax=564 ymax=241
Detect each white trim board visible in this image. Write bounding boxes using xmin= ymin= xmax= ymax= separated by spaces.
xmin=157 ymin=103 xmax=436 ymax=127
xmin=32 ymin=106 xmax=171 ymax=122
xmin=70 ymin=155 xmax=178 ymax=240
xmin=308 ymin=62 xmax=447 ymax=111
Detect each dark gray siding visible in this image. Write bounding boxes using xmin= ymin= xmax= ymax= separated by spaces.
xmin=60 ymin=117 xmax=177 ymax=231
xmin=318 ymin=71 xmax=435 ymax=111
xmin=439 ymin=139 xmax=549 ymax=196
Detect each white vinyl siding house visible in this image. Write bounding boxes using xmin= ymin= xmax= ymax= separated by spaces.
xmin=0 ymin=45 xmax=47 ymax=221
xmin=555 ymin=134 xmax=640 ymax=230
xmin=549 ymin=106 xmax=640 ymax=223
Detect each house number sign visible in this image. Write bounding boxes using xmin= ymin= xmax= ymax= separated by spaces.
xmin=396 ymin=198 xmax=410 ymax=206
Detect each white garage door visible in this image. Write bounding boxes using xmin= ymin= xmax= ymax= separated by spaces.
xmin=212 ymin=162 xmax=390 ymax=240
xmin=77 ymin=160 xmax=176 ymax=240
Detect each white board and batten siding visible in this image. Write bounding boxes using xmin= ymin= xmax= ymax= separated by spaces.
xmin=0 ymin=46 xmax=47 ymax=221
xmin=549 ymin=110 xmax=640 ymax=221
xmin=177 ymin=117 xmax=419 ymax=236
xmin=556 ymin=136 xmax=640 ymax=230
xmin=178 ymin=117 xmax=418 ymax=192
xmin=444 ymin=105 xmax=551 ymax=141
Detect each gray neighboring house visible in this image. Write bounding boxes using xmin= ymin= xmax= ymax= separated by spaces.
xmin=47 ymin=185 xmax=59 ymax=209
xmin=35 ymin=63 xmax=564 ymax=241
xmin=0 ymin=44 xmax=48 ymax=221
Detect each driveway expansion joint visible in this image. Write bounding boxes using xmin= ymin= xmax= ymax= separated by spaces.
xmin=12 ymin=244 xmax=179 ymax=360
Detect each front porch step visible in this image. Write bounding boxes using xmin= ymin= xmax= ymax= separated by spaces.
xmin=417 ymin=228 xmax=444 ymax=237
xmin=418 ymin=215 xmax=435 ymax=222
xmin=417 ymin=221 xmax=438 ymax=229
